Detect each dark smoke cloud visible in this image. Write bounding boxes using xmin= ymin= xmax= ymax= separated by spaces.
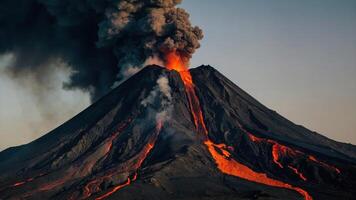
xmin=0 ymin=0 xmax=203 ymax=101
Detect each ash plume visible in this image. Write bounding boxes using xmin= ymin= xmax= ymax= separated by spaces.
xmin=0 ymin=0 xmax=203 ymax=101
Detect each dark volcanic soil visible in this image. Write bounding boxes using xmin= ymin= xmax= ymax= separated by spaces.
xmin=0 ymin=65 xmax=355 ymax=200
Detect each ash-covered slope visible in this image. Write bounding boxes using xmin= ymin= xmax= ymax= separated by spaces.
xmin=191 ymin=66 xmax=356 ymax=162
xmin=0 ymin=65 xmax=355 ymax=200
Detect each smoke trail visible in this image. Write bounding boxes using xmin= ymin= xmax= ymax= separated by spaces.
xmin=141 ymin=75 xmax=173 ymax=125
xmin=0 ymin=0 xmax=203 ymax=101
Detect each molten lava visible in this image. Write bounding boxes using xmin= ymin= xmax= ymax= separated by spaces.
xmin=288 ymin=166 xmax=307 ymax=181
xmin=82 ymin=122 xmax=132 ymax=199
xmin=309 ymin=155 xmax=341 ymax=174
xmin=272 ymin=144 xmax=285 ymax=169
xmin=6 ymin=174 xmax=45 ymax=190
xmin=247 ymin=132 xmax=340 ymax=179
xmin=93 ymin=121 xmax=163 ymax=200
xmin=165 ymin=51 xmax=312 ymax=200
xmin=96 ymin=173 xmax=138 ymax=200
xmin=166 ymin=51 xmax=207 ymax=133
xmin=95 ymin=177 xmax=132 ymax=200
xmin=205 ymin=140 xmax=312 ymax=200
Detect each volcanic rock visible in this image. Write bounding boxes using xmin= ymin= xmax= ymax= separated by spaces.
xmin=0 ymin=65 xmax=355 ymax=200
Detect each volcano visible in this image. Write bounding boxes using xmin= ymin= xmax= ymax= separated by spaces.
xmin=0 ymin=65 xmax=355 ymax=200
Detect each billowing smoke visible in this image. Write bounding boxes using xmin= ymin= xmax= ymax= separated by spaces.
xmin=0 ymin=0 xmax=203 ymax=101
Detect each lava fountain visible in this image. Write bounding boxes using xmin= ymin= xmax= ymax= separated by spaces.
xmin=165 ymin=51 xmax=313 ymax=200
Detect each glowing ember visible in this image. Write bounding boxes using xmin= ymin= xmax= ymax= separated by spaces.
xmin=165 ymin=51 xmax=313 ymax=200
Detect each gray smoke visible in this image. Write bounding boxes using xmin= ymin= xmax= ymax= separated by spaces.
xmin=0 ymin=0 xmax=203 ymax=101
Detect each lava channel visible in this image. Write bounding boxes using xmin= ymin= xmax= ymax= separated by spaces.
xmin=91 ymin=121 xmax=163 ymax=200
xmin=247 ymin=132 xmax=340 ymax=178
xmin=0 ymin=173 xmax=46 ymax=192
xmin=166 ymin=50 xmax=313 ymax=200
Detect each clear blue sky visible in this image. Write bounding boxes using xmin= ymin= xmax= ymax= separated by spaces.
xmin=0 ymin=0 xmax=355 ymax=150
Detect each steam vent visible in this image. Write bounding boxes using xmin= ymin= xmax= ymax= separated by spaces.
xmin=0 ymin=65 xmax=355 ymax=200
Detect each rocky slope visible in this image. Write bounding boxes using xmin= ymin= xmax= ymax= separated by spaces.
xmin=0 ymin=65 xmax=355 ymax=200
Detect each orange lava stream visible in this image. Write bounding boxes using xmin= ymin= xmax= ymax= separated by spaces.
xmin=94 ymin=172 xmax=139 ymax=200
xmin=250 ymin=134 xmax=309 ymax=182
xmin=81 ymin=120 xmax=132 ymax=198
xmin=308 ymin=155 xmax=341 ymax=174
xmin=272 ymin=144 xmax=285 ymax=169
xmin=166 ymin=51 xmax=312 ymax=200
xmin=93 ymin=122 xmax=163 ymax=200
xmin=166 ymin=52 xmax=207 ymax=134
xmin=95 ymin=174 xmax=135 ymax=200
xmin=205 ymin=140 xmax=312 ymax=200
xmin=7 ymin=121 xmax=133 ymax=198
xmin=247 ymin=133 xmax=340 ymax=177
xmin=288 ymin=166 xmax=307 ymax=181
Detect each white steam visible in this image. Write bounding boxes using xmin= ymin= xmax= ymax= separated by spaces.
xmin=112 ymin=55 xmax=165 ymax=89
xmin=141 ymin=75 xmax=173 ymax=124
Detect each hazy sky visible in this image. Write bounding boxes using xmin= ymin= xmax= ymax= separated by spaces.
xmin=0 ymin=0 xmax=355 ymax=150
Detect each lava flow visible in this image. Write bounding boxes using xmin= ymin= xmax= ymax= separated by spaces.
xmin=1 ymin=173 xmax=45 ymax=192
xmin=166 ymin=51 xmax=312 ymax=200
xmin=92 ymin=121 xmax=163 ymax=200
xmin=247 ymin=132 xmax=340 ymax=178
xmin=95 ymin=174 xmax=136 ymax=200
xmin=272 ymin=143 xmax=309 ymax=181
xmin=166 ymin=51 xmax=207 ymax=133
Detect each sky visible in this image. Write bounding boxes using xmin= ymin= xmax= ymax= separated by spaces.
xmin=0 ymin=0 xmax=355 ymax=150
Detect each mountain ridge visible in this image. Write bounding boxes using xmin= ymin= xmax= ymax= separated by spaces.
xmin=191 ymin=65 xmax=356 ymax=162
xmin=0 ymin=65 xmax=355 ymax=200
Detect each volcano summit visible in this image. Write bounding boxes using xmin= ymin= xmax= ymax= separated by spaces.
xmin=0 ymin=65 xmax=355 ymax=200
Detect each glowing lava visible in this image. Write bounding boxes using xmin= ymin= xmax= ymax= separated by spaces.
xmin=288 ymin=166 xmax=307 ymax=181
xmin=95 ymin=175 xmax=135 ymax=200
xmin=6 ymin=174 xmax=45 ymax=189
xmin=166 ymin=51 xmax=312 ymax=200
xmin=247 ymin=132 xmax=340 ymax=179
xmin=93 ymin=121 xmax=163 ymax=200
xmin=166 ymin=51 xmax=207 ymax=134
xmin=205 ymin=140 xmax=312 ymax=200
xmin=272 ymin=144 xmax=285 ymax=169
xmin=81 ymin=120 xmax=133 ymax=199
xmin=309 ymin=155 xmax=341 ymax=174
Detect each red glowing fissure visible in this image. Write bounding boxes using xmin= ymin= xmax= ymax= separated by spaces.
xmin=166 ymin=51 xmax=312 ymax=200
xmin=8 ymin=173 xmax=45 ymax=189
xmin=288 ymin=165 xmax=307 ymax=181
